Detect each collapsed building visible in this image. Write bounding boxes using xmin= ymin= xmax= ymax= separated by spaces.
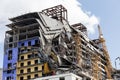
xmin=2 ymin=5 xmax=113 ymax=80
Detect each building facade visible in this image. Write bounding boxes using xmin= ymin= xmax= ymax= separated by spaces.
xmin=113 ymin=69 xmax=120 ymax=80
xmin=2 ymin=5 xmax=113 ymax=80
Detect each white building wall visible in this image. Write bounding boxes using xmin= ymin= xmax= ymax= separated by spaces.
xmin=65 ymin=76 xmax=72 ymax=80
xmin=34 ymin=73 xmax=82 ymax=80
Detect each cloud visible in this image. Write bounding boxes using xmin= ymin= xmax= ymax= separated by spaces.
xmin=0 ymin=0 xmax=99 ymax=44
xmin=0 ymin=23 xmax=9 ymax=43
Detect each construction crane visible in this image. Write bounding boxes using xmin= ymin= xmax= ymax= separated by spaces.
xmin=98 ymin=25 xmax=112 ymax=79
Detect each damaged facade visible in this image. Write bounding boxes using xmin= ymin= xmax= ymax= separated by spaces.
xmin=3 ymin=5 xmax=113 ymax=80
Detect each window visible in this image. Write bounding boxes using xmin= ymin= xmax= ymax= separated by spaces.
xmin=27 ymin=61 xmax=31 ymax=65
xmin=34 ymin=74 xmax=38 ymax=78
xmin=28 ymin=54 xmax=31 ymax=59
xmin=20 ymin=63 xmax=24 ymax=67
xmin=8 ymin=50 xmax=12 ymax=60
xmin=20 ymin=29 xmax=26 ymax=33
xmin=19 ymin=35 xmax=26 ymax=40
xmin=9 ymin=44 xmax=13 ymax=48
xmin=28 ymin=41 xmax=31 ymax=46
xmin=35 ymin=40 xmax=39 ymax=45
xmin=21 ymin=56 xmax=24 ymax=60
xmin=8 ymin=63 xmax=12 ymax=69
xmin=6 ymin=76 xmax=14 ymax=80
xmin=21 ymin=43 xmax=24 ymax=46
xmin=12 ymin=70 xmax=14 ymax=74
xmin=14 ymin=43 xmax=17 ymax=47
xmin=34 ymin=60 xmax=38 ymax=64
xmin=34 ymin=53 xmax=38 ymax=57
xmin=9 ymin=37 xmax=13 ymax=42
xmin=27 ymin=75 xmax=31 ymax=79
xmin=8 ymin=50 xmax=12 ymax=54
xmin=42 ymin=66 xmax=44 ymax=70
xmin=7 ymin=76 xmax=11 ymax=80
xmin=20 ymin=70 xmax=24 ymax=74
xmin=34 ymin=67 xmax=38 ymax=71
xmin=20 ymin=76 xmax=24 ymax=80
xmin=7 ymin=70 xmax=12 ymax=74
xmin=60 ymin=77 xmax=65 ymax=80
xmin=27 ymin=68 xmax=31 ymax=73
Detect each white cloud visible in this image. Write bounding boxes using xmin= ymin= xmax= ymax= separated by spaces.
xmin=0 ymin=0 xmax=99 ymax=44
xmin=0 ymin=23 xmax=9 ymax=43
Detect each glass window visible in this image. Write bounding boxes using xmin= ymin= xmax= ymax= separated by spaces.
xmin=9 ymin=37 xmax=13 ymax=42
xmin=34 ymin=60 xmax=38 ymax=64
xmin=7 ymin=70 xmax=12 ymax=74
xmin=8 ymin=50 xmax=12 ymax=54
xmin=34 ymin=53 xmax=38 ymax=57
xmin=21 ymin=43 xmax=24 ymax=46
xmin=34 ymin=67 xmax=38 ymax=71
xmin=27 ymin=54 xmax=31 ymax=59
xmin=8 ymin=63 xmax=12 ymax=69
xmin=35 ymin=40 xmax=38 ymax=44
xmin=27 ymin=61 xmax=31 ymax=65
xmin=34 ymin=74 xmax=38 ymax=78
xmin=60 ymin=77 xmax=65 ymax=80
xmin=27 ymin=75 xmax=31 ymax=79
xmin=20 ymin=76 xmax=24 ymax=80
xmin=21 ymin=56 xmax=24 ymax=60
xmin=8 ymin=50 xmax=12 ymax=60
xmin=9 ymin=44 xmax=13 ymax=48
xmin=42 ymin=66 xmax=44 ymax=70
xmin=7 ymin=76 xmax=11 ymax=80
xmin=20 ymin=70 xmax=24 ymax=74
xmin=20 ymin=63 xmax=24 ymax=67
xmin=28 ymin=41 xmax=31 ymax=46
xmin=27 ymin=68 xmax=31 ymax=73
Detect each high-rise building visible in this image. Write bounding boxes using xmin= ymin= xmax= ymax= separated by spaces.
xmin=2 ymin=5 xmax=113 ymax=80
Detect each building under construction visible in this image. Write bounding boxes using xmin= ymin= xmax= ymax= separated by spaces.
xmin=2 ymin=5 xmax=113 ymax=80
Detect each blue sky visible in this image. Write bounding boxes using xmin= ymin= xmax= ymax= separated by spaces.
xmin=0 ymin=0 xmax=120 ymax=69
xmin=79 ymin=0 xmax=120 ymax=69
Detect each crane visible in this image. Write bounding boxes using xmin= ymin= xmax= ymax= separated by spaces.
xmin=98 ymin=25 xmax=112 ymax=79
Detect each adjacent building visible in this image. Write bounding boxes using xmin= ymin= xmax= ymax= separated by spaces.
xmin=113 ymin=69 xmax=120 ymax=80
xmin=0 ymin=68 xmax=2 ymax=80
